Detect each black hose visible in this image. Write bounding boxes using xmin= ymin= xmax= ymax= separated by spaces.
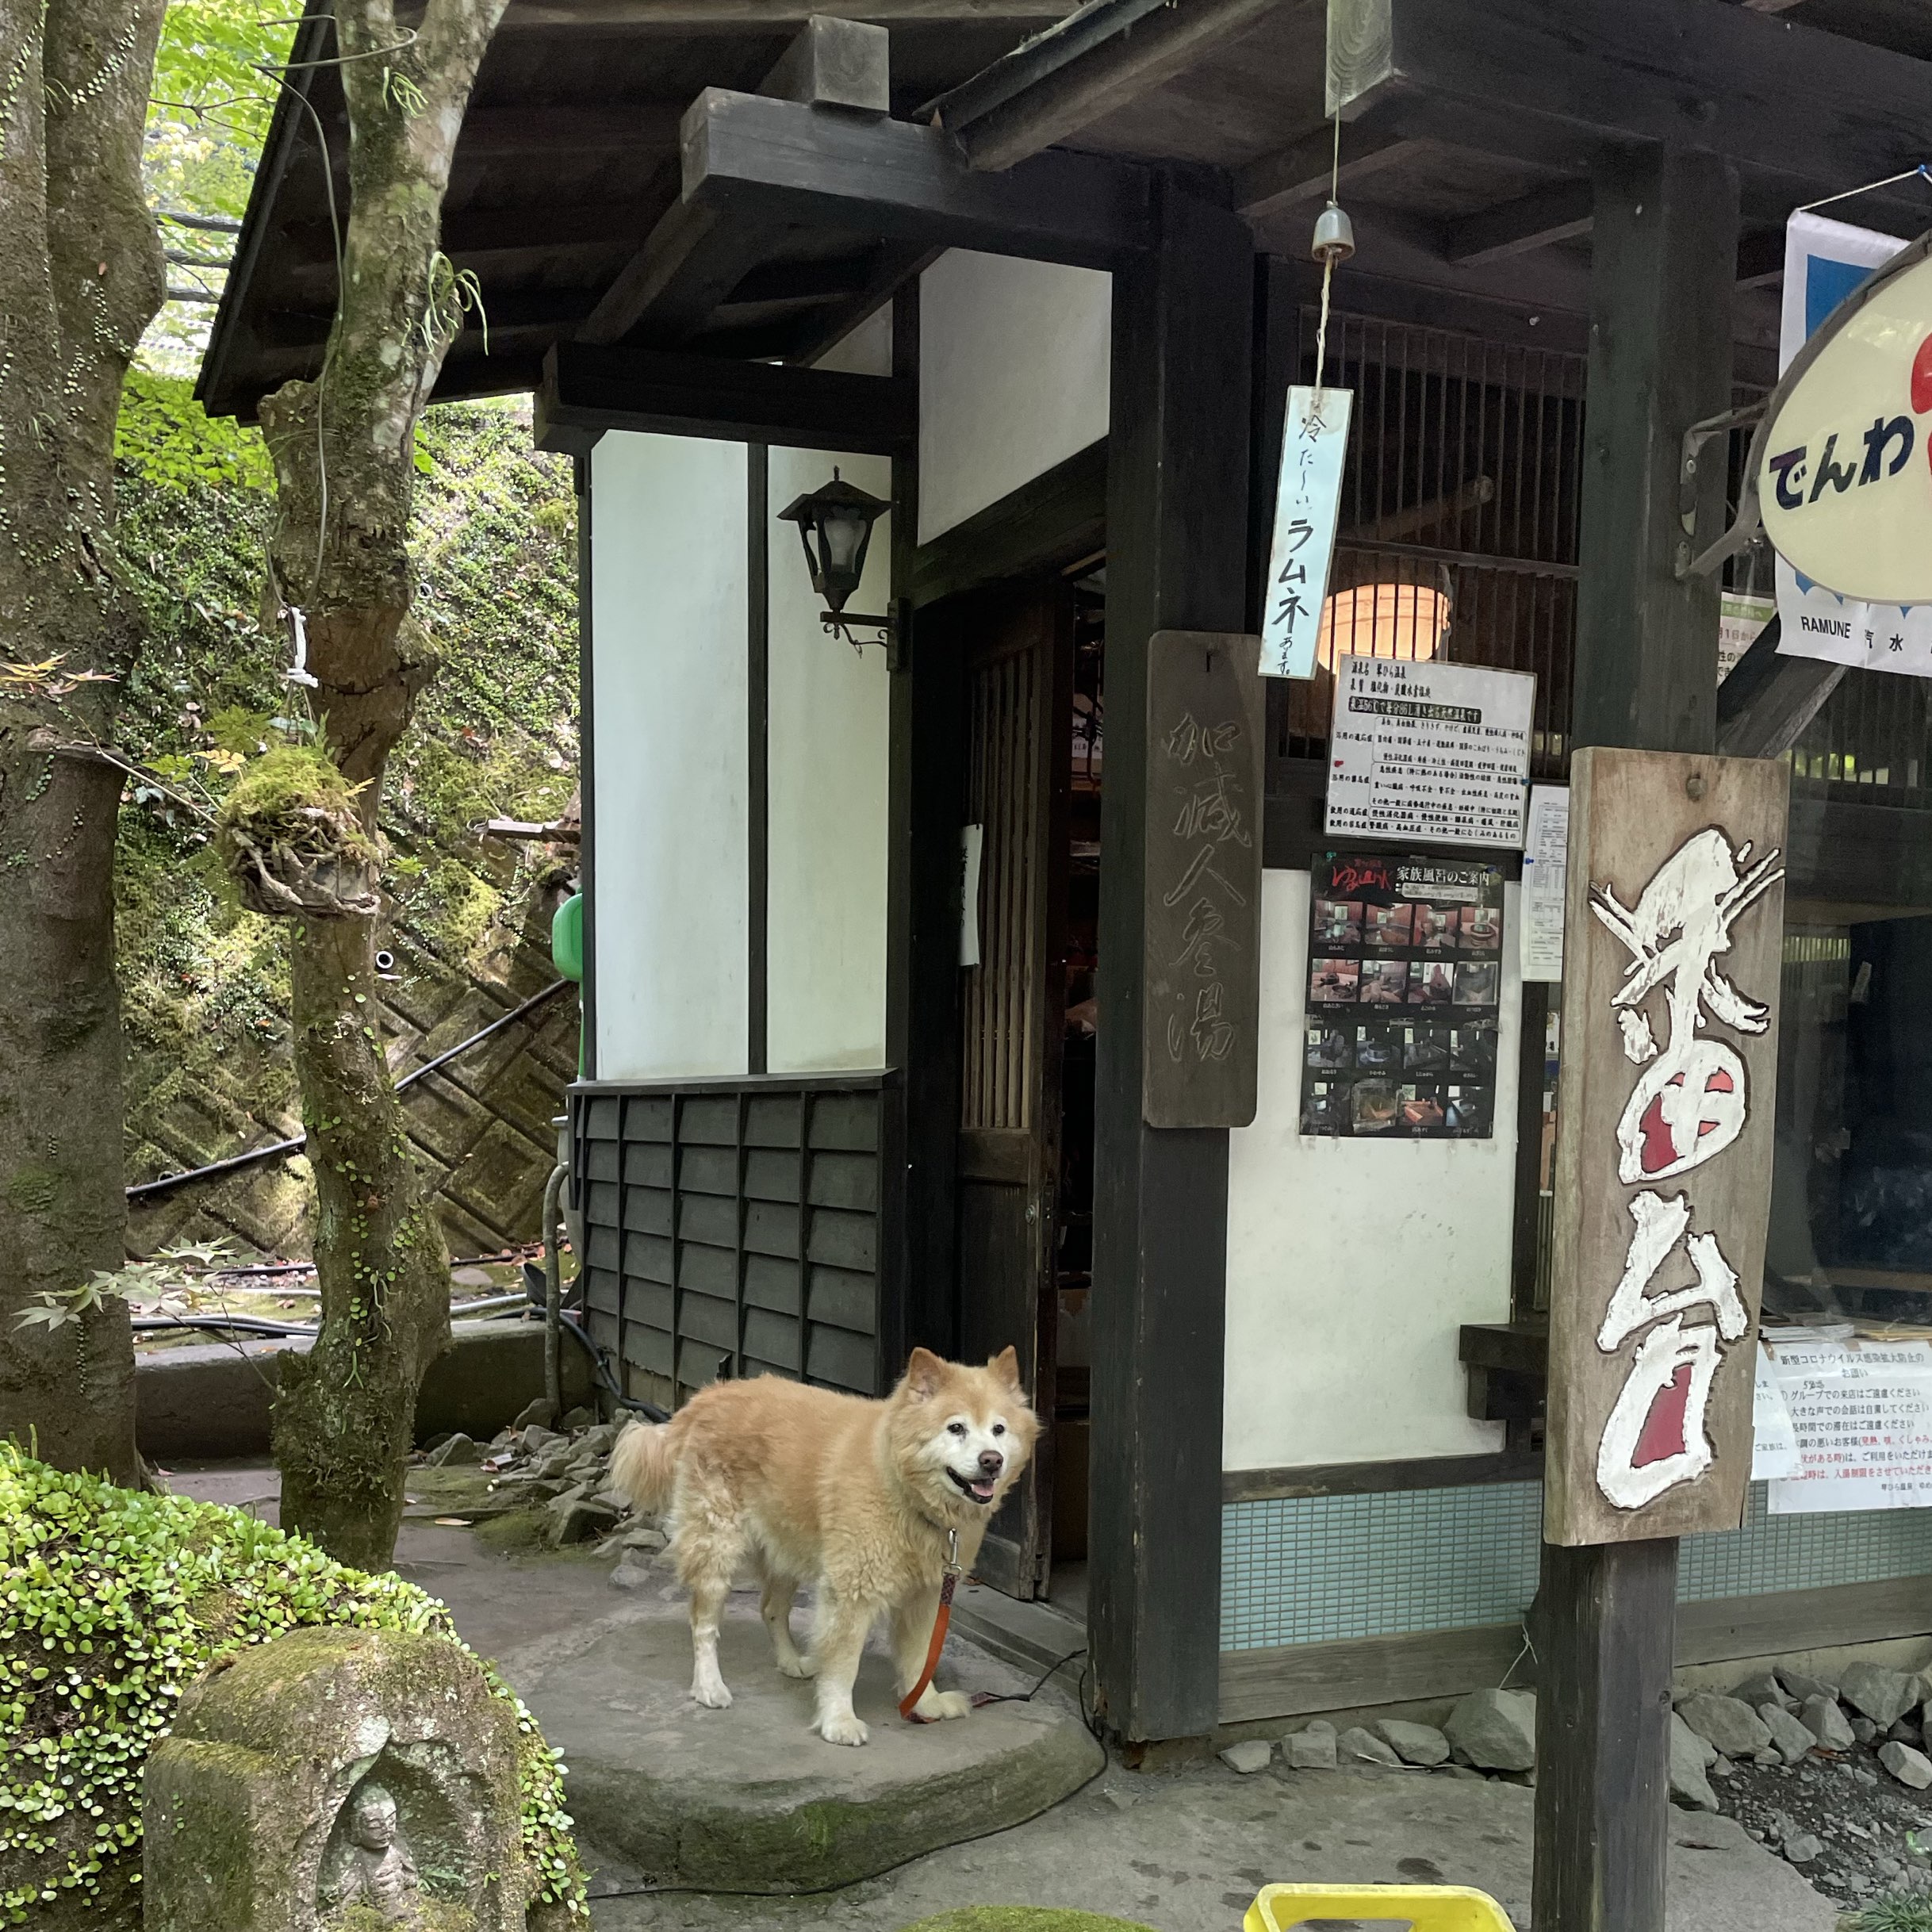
xmin=553 ymin=1312 xmax=667 ymax=1423
xmin=126 ymin=979 xmax=572 ymax=1202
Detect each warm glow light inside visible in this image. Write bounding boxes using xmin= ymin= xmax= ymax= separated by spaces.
xmin=1317 ymin=582 xmax=1451 ymax=669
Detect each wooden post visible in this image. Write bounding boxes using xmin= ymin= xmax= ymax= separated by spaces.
xmin=1090 ymin=175 xmax=1252 ymax=1742
xmin=1534 ymin=146 xmax=1739 ymax=1932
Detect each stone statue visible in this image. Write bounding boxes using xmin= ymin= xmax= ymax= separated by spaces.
xmin=322 ymin=1784 xmax=423 ymax=1927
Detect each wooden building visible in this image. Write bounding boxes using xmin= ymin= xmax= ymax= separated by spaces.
xmin=207 ymin=0 xmax=1932 ymax=1761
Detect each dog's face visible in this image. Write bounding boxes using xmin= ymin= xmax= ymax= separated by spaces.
xmin=889 ymin=1346 xmax=1039 ymax=1523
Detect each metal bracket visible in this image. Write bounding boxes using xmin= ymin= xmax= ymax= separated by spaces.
xmin=1676 ymin=401 xmax=1767 ymax=581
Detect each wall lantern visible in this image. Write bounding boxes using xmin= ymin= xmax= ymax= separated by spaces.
xmin=777 ymin=467 xmax=895 ymax=653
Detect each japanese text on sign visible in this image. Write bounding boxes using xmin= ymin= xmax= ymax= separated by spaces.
xmin=1259 ymin=387 xmax=1351 ymax=680
xmin=1325 ymin=656 xmax=1535 ymax=849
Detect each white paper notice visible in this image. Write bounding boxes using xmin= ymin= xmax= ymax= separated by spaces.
xmin=1751 ymin=1344 xmax=1802 ymax=1481
xmin=959 ymin=824 xmax=983 ymax=968
xmin=1259 ymin=387 xmax=1352 ymax=680
xmin=1519 ymin=784 xmax=1567 ymax=982
xmin=1763 ymin=1336 xmax=1932 ymax=1512
xmin=1324 ymin=655 xmax=1535 ymax=848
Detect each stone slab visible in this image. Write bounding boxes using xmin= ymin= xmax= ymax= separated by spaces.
xmin=497 ymin=1580 xmax=1098 ymax=1894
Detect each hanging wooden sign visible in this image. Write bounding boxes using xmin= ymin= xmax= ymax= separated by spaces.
xmin=1544 ymin=747 xmax=1789 ymax=1546
xmin=1143 ymin=630 xmax=1264 ymax=1129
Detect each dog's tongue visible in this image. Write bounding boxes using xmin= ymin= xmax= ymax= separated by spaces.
xmin=971 ymin=1478 xmax=995 ymax=1501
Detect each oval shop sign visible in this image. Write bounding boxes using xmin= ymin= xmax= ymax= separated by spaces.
xmin=1759 ymin=233 xmax=1932 ymax=605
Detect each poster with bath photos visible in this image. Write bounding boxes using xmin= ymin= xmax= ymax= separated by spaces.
xmin=1300 ymin=849 xmax=1505 ymax=1140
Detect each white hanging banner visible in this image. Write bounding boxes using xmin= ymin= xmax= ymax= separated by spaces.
xmin=1519 ymin=783 xmax=1568 ymax=983
xmin=1259 ymin=386 xmax=1352 ymax=680
xmin=1767 ymin=212 xmax=1932 ymax=677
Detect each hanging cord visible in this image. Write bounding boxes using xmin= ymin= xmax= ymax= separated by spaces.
xmin=1798 ymin=163 xmax=1931 ymax=215
xmin=1314 ymin=113 xmax=1342 ymax=393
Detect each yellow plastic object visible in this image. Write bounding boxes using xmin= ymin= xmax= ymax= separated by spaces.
xmin=1244 ymin=1884 xmax=1516 ymax=1932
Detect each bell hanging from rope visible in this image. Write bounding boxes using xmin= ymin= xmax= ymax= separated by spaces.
xmin=1312 ymin=199 xmax=1355 ymax=266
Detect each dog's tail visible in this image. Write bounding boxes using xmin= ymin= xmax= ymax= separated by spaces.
xmin=609 ymin=1416 xmax=679 ymax=1515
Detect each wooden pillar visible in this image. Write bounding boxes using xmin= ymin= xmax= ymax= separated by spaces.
xmin=1090 ymin=174 xmax=1253 ymax=1742
xmin=1535 ymin=145 xmax=1738 ymax=1932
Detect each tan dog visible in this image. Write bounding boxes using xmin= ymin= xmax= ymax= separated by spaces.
xmin=609 ymin=1347 xmax=1037 ymax=1746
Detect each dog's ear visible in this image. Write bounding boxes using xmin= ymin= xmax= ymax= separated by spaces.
xmin=904 ymin=1347 xmax=945 ymax=1400
xmin=988 ymin=1345 xmax=1022 ymax=1391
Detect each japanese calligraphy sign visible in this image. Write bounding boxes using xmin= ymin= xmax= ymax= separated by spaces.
xmin=1545 ymin=748 xmax=1789 ymax=1545
xmin=1143 ymin=630 xmax=1263 ymax=1129
xmin=1259 ymin=386 xmax=1352 ymax=680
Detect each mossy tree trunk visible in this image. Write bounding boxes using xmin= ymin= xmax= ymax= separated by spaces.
xmin=0 ymin=0 xmax=167 ymax=1481
xmin=256 ymin=0 xmax=507 ymax=1569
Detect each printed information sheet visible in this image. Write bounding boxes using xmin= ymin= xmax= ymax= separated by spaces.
xmin=1760 ymin=1335 xmax=1932 ymax=1512
xmin=1325 ymin=655 xmax=1535 ymax=848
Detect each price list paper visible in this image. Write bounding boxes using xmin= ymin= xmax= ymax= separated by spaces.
xmin=1325 ymin=656 xmax=1535 ymax=849
xmin=1762 ymin=1336 xmax=1932 ymax=1513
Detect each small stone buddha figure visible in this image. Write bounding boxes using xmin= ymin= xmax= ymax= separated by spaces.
xmin=322 ymin=1783 xmax=422 ymax=1926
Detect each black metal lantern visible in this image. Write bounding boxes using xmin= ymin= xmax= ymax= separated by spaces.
xmin=777 ymin=467 xmax=894 ymax=650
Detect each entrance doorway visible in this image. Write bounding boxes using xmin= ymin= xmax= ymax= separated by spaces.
xmin=953 ymin=569 xmax=1104 ymax=1603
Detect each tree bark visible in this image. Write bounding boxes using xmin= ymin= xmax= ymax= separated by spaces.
xmin=0 ymin=0 xmax=167 ymax=1482
xmin=258 ymin=0 xmax=508 ymax=1566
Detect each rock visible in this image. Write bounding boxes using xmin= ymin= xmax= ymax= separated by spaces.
xmin=577 ymin=1422 xmax=620 ymax=1459
xmin=1375 ymin=1719 xmax=1451 ymax=1767
xmin=1751 ymin=1749 xmax=1782 ymax=1767
xmin=530 ymin=1445 xmax=576 ymax=1481
xmin=1784 ymin=1834 xmax=1823 ymax=1865
xmin=623 ymin=1524 xmax=667 ymax=1552
xmin=1444 ymin=1688 xmax=1537 ymax=1772
xmin=1219 ymin=1739 xmax=1274 ymax=1774
xmin=589 ymin=1487 xmax=633 ymax=1516
xmin=1732 ymin=1670 xmax=1791 ymax=1712
xmin=609 ymin=1554 xmax=656 ymax=1591
xmin=512 ymin=1396 xmax=559 ymax=1430
xmin=1671 ymin=1813 xmax=1753 ymax=1852
xmin=422 ymin=1431 xmax=482 ymax=1466
xmin=1338 ymin=1726 xmax=1402 ymax=1768
xmin=1852 ymin=1716 xmax=1880 ymax=1745
xmin=1842 ymin=1662 xmax=1921 ymax=1727
xmin=1853 ymin=1765 xmax=1879 ymax=1788
xmin=1709 ymin=1755 xmax=1735 ymax=1777
xmin=521 ymin=1423 xmax=562 ymax=1454
xmin=1892 ymin=1715 xmax=1926 ymax=1746
xmin=1679 ymin=1692 xmax=1774 ymax=1760
xmin=1777 ymin=1666 xmax=1838 ymax=1704
xmin=561 ymin=1405 xmax=596 ymax=1432
xmin=546 ymin=1489 xmax=619 ymax=1547
xmin=1800 ymin=1693 xmax=1856 ymax=1750
xmin=1440 ymin=1764 xmax=1486 ymax=1781
xmin=1760 ymin=1703 xmax=1818 ymax=1765
xmin=1283 ymin=1721 xmax=1338 ymax=1769
xmin=1880 ymin=1741 xmax=1932 ymax=1789
xmin=1669 ymin=1713 xmax=1720 ymax=1812
xmin=143 ymin=1625 xmax=532 ymax=1932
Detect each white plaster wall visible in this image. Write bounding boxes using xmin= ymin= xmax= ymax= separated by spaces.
xmin=765 ymin=446 xmax=891 ymax=1071
xmin=815 ymin=304 xmax=893 ymax=378
xmin=918 ymin=250 xmax=1110 ymax=544
xmin=588 ymin=431 xmax=749 ymax=1080
xmin=1224 ymin=871 xmax=1521 ymax=1470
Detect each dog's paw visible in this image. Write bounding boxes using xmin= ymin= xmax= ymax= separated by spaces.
xmin=776 ymin=1653 xmax=817 ymax=1680
xmin=914 ymin=1689 xmax=972 ymax=1721
xmin=815 ymin=1710 xmax=869 ymax=1747
xmin=691 ymin=1677 xmax=734 ymax=1710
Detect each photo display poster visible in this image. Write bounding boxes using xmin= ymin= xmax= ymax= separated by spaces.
xmin=1301 ymin=850 xmax=1506 ymax=1139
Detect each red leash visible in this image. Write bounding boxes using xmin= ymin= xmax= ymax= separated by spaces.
xmin=900 ymin=1529 xmax=968 ymax=1723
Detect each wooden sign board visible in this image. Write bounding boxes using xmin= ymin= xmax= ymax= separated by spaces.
xmin=1143 ymin=630 xmax=1264 ymax=1129
xmin=1545 ymin=747 xmax=1789 ymax=1545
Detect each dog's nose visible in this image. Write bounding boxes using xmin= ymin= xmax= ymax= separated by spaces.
xmin=978 ymin=1449 xmax=1003 ymax=1475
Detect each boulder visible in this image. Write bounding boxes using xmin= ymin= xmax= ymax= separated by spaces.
xmin=1880 ymin=1741 xmax=1932 ymax=1790
xmin=1375 ymin=1719 xmax=1451 ymax=1767
xmin=143 ymin=1625 xmax=530 ymax=1932
xmin=1444 ymin=1688 xmax=1537 ymax=1772
xmin=1759 ymin=1704 xmax=1817 ymax=1766
xmin=1219 ymin=1740 xmax=1274 ymax=1775
xmin=1669 ymin=1713 xmax=1719 ymax=1812
xmin=1338 ymin=1726 xmax=1402 ymax=1769
xmin=1776 ymin=1666 xmax=1838 ymax=1704
xmin=1283 ymin=1721 xmax=1338 ymax=1770
xmin=423 ymin=1430 xmax=482 ymax=1466
xmin=1799 ymin=1694 xmax=1856 ymax=1751
xmin=1677 ymin=1692 xmax=1773 ymax=1761
xmin=1852 ymin=1716 xmax=1880 ymax=1745
xmin=609 ymin=1554 xmax=656 ymax=1591
xmin=1842 ymin=1662 xmax=1920 ymax=1727
xmin=513 ymin=1397 xmax=559 ymax=1431
xmin=1731 ymin=1670 xmax=1790 ymax=1712
xmin=1784 ymin=1834 xmax=1823 ymax=1865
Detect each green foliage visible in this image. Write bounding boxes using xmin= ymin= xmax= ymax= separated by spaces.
xmin=11 ymin=1240 xmax=236 ymax=1333
xmin=1850 ymin=1898 xmax=1932 ymax=1932
xmin=0 ymin=1449 xmax=587 ymax=1924
xmin=116 ymin=374 xmax=274 ymax=494
xmin=217 ymin=745 xmax=380 ymax=867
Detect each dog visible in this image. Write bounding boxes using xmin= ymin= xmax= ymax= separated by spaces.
xmin=608 ymin=1346 xmax=1037 ymax=1746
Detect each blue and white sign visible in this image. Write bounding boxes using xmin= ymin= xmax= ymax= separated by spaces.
xmin=1259 ymin=385 xmax=1351 ymax=680
xmin=1772 ymin=212 xmax=1932 ymax=677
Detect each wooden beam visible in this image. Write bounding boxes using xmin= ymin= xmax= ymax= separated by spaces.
xmin=683 ymin=86 xmax=1152 ymax=269
xmin=1736 ymin=228 xmax=1785 ymax=289
xmin=456 ymin=102 xmax=684 ymax=157
xmin=939 ymin=0 xmax=1292 ymax=172
xmin=534 ymin=340 xmax=916 ymax=456
xmin=1327 ymin=0 xmax=1932 ymax=205
xmin=1443 ymin=178 xmax=1593 ymax=266
xmin=1090 ymin=178 xmax=1252 ymax=1744
xmin=579 ymin=192 xmax=780 ymax=347
xmin=758 ymin=13 xmax=891 ymax=113
xmin=1233 ymin=124 xmax=1419 ymax=222
xmin=500 ymin=0 xmax=1070 ymax=21
xmin=1716 ymin=618 xmax=1847 ymax=759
